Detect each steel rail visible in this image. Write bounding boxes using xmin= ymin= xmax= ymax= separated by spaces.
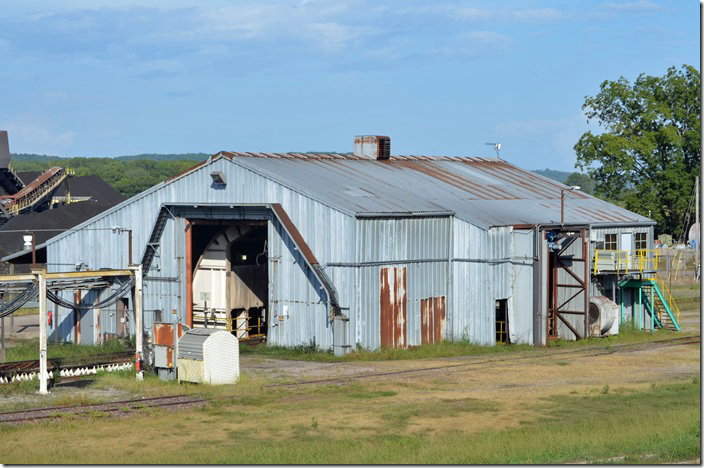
xmin=266 ymin=335 xmax=700 ymax=388
xmin=0 ymin=395 xmax=208 ymax=424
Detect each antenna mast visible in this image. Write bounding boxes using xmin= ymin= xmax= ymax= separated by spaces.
xmin=485 ymin=142 xmax=501 ymax=159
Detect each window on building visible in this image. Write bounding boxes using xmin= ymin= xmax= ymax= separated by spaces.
xmin=635 ymin=232 xmax=647 ymax=250
xmin=605 ymin=234 xmax=617 ymax=250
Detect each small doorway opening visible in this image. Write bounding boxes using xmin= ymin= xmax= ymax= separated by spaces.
xmin=495 ymin=299 xmax=509 ymax=344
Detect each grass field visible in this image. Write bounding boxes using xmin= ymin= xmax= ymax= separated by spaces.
xmin=0 ymin=279 xmax=698 ymax=464
xmin=0 ymin=374 xmax=698 ymax=464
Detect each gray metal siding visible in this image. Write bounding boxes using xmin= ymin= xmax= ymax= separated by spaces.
xmin=590 ymin=225 xmax=653 ymax=250
xmin=350 ymin=217 xmax=450 ymax=349
xmin=451 ymin=221 xmax=514 ymax=345
xmin=510 ymin=229 xmax=534 ymax=344
xmin=46 ymin=157 xmax=354 ymax=347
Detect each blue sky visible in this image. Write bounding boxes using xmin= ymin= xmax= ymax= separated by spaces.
xmin=0 ymin=0 xmax=697 ymax=170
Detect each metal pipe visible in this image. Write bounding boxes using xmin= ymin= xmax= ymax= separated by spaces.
xmin=1 ymin=315 xmax=5 ymax=363
xmin=560 ymin=189 xmax=565 ymax=225
xmin=31 ymin=232 xmax=36 ymax=269
xmin=324 ymin=256 xmax=536 ymax=269
xmin=128 ymin=229 xmax=133 ymax=266
xmin=446 ymin=216 xmax=454 ymax=340
xmin=130 ymin=264 xmax=144 ymax=381
xmin=185 ymin=219 xmax=193 ymax=328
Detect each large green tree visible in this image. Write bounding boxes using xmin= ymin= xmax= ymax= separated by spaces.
xmin=574 ymin=65 xmax=700 ymax=237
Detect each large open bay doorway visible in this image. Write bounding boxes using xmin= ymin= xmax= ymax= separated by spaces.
xmin=190 ymin=221 xmax=269 ymax=342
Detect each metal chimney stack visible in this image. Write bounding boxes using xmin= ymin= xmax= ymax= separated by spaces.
xmin=0 ymin=131 xmax=10 ymax=169
xmin=354 ymin=135 xmax=390 ymax=160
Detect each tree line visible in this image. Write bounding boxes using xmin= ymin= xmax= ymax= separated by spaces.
xmin=10 ymin=157 xmax=197 ymax=198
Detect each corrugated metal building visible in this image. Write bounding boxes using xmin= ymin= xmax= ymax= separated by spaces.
xmin=38 ymin=136 xmax=655 ymax=350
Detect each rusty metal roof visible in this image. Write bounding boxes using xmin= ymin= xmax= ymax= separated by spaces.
xmin=217 ymin=151 xmax=653 ymax=228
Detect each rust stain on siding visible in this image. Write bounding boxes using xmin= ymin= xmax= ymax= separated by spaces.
xmin=154 ymin=323 xmax=176 ymax=346
xmin=380 ymin=266 xmax=407 ymax=348
xmin=421 ymin=296 xmax=446 ymax=344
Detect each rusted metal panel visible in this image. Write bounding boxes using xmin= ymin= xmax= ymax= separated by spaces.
xmin=380 ymin=267 xmax=392 ymax=347
xmin=380 ymin=266 xmax=406 ymax=348
xmin=421 ymin=298 xmax=431 ymax=344
xmin=421 ymin=296 xmax=446 ymax=344
xmin=154 ymin=323 xmax=175 ymax=346
xmin=432 ymin=296 xmax=445 ymax=342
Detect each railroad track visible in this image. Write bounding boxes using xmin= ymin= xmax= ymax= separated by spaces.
xmin=0 ymin=394 xmax=208 ymax=424
xmin=266 ymin=335 xmax=700 ymax=388
xmin=0 ymin=352 xmax=134 ymax=384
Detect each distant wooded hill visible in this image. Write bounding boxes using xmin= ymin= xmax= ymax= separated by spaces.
xmin=532 ymin=168 xmax=571 ymax=183
xmin=9 ymin=153 xmax=593 ymax=198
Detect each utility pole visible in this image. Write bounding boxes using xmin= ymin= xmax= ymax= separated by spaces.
xmin=696 ymin=176 xmax=700 ymax=280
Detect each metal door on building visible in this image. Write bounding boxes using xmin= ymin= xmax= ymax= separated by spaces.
xmin=380 ymin=266 xmax=407 ymax=348
xmin=620 ymin=232 xmax=633 ymax=251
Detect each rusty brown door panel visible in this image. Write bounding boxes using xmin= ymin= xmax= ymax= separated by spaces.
xmin=421 ymin=296 xmax=446 ymax=344
xmin=433 ymin=296 xmax=445 ymax=343
xmin=421 ymin=298 xmax=431 ymax=344
xmin=380 ymin=267 xmax=407 ymax=348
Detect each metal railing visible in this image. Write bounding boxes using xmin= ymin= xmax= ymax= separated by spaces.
xmin=653 ymin=274 xmax=681 ymax=325
xmin=593 ymin=249 xmax=660 ymax=275
xmin=6 ymin=168 xmax=74 ymax=216
xmin=496 ymin=320 xmax=507 ymax=344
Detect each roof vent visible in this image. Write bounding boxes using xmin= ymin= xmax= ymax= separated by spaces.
xmin=354 ymin=135 xmax=390 ymax=160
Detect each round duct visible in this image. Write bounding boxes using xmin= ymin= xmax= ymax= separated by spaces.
xmin=589 ymin=296 xmax=618 ymax=336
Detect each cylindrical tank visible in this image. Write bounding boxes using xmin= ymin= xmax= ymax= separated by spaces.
xmin=589 ymin=296 xmax=618 ymax=336
xmin=688 ymin=223 xmax=699 ymax=249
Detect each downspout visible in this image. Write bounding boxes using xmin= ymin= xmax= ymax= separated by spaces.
xmin=532 ymin=224 xmax=544 ymax=346
xmin=269 ymin=204 xmax=343 ymax=318
xmin=446 ymin=216 xmax=454 ymax=340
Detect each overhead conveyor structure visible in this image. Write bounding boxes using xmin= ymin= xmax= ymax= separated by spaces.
xmin=0 ymin=267 xmax=144 ymax=393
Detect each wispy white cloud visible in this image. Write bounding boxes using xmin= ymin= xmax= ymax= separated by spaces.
xmin=497 ymin=112 xmax=590 ymax=165
xmin=597 ymin=1 xmax=664 ymax=13
xmin=1 ymin=117 xmax=76 ymax=154
xmin=460 ymin=30 xmax=512 ymax=52
xmin=451 ymin=6 xmax=568 ymax=22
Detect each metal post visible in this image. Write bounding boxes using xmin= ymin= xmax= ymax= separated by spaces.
xmin=128 ymin=229 xmax=133 ymax=266
xmin=695 ymin=176 xmax=699 ymax=279
xmin=1 ymin=315 xmax=5 ymax=363
xmin=560 ymin=189 xmax=565 ymax=225
xmin=31 ymin=232 xmax=36 ymax=270
xmin=130 ymin=265 xmax=144 ymax=381
xmin=9 ymin=264 xmax=14 ymax=338
xmin=651 ymin=284 xmax=654 ymax=333
xmin=637 ymin=286 xmax=642 ymax=331
xmin=37 ymin=268 xmax=49 ymax=394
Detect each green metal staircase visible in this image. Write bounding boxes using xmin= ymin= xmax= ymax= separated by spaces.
xmin=618 ymin=276 xmax=681 ymax=331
